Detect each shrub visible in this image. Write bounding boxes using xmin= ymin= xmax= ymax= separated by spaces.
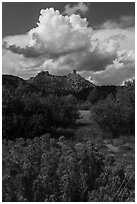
xmin=2 ymin=136 xmax=104 ymax=202
xmin=3 ymin=136 xmax=134 ymax=202
xmin=65 ymin=94 xmax=78 ymax=105
xmin=45 ymin=94 xmax=79 ymax=126
xmin=87 ymin=87 xmax=99 ymax=104
xmin=87 ymin=86 xmax=117 ymax=104
xmin=88 ymin=165 xmax=135 ymax=202
xmin=92 ymin=80 xmax=135 ymax=137
xmin=2 ymin=91 xmax=79 ymax=140
xmin=77 ymin=100 xmax=92 ymax=110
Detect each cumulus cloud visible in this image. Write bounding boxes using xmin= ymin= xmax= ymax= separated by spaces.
xmin=2 ymin=8 xmax=122 ymax=73
xmin=62 ymin=2 xmax=90 ymax=16
xmin=28 ymin=8 xmax=92 ymax=54
xmin=3 ymin=8 xmax=92 ymax=58
xmin=2 ymin=7 xmax=135 ymax=85
xmin=2 ymin=8 xmax=93 ymax=77
xmin=49 ymin=34 xmax=124 ymax=73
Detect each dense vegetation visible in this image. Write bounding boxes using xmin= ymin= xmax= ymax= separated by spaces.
xmin=92 ymin=80 xmax=135 ymax=137
xmin=3 ymin=135 xmax=134 ymax=202
xmin=87 ymin=85 xmax=117 ymax=104
xmin=2 ymin=75 xmax=135 ymax=202
xmin=3 ymin=88 xmax=79 ymax=140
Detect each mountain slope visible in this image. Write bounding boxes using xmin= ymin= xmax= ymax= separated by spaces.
xmin=27 ymin=70 xmax=95 ymax=95
xmin=2 ymin=75 xmax=24 ymax=89
xmin=2 ymin=74 xmax=40 ymax=94
xmin=2 ymin=70 xmax=95 ymax=100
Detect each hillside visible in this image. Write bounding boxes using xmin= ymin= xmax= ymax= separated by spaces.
xmin=27 ymin=70 xmax=95 ymax=95
xmin=2 ymin=70 xmax=95 ymax=98
xmin=2 ymin=74 xmax=40 ymax=94
xmin=2 ymin=71 xmax=120 ymax=101
xmin=2 ymin=75 xmax=25 ymax=89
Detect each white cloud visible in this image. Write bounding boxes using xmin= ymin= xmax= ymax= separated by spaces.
xmin=2 ymin=8 xmax=93 ymax=78
xmin=28 ymin=8 xmax=92 ymax=54
xmin=3 ymin=8 xmax=121 ymax=74
xmin=2 ymin=48 xmax=46 ymax=78
xmin=3 ymin=34 xmax=30 ymax=48
xmin=94 ymin=28 xmax=135 ymax=52
xmin=94 ymin=16 xmax=135 ymax=51
xmin=53 ymin=34 xmax=123 ymax=71
xmin=62 ymin=2 xmax=90 ymax=16
xmin=3 ymin=8 xmax=92 ymax=57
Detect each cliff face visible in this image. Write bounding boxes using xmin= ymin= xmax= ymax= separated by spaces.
xmin=27 ymin=70 xmax=95 ymax=94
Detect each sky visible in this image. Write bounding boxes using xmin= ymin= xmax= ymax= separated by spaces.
xmin=2 ymin=2 xmax=135 ymax=85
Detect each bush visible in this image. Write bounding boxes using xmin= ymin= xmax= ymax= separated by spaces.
xmin=87 ymin=86 xmax=117 ymax=104
xmin=3 ymin=136 xmax=134 ymax=202
xmin=44 ymin=94 xmax=79 ymax=126
xmin=87 ymin=87 xmax=99 ymax=104
xmin=77 ymin=101 xmax=92 ymax=110
xmin=2 ymin=136 xmax=104 ymax=202
xmin=88 ymin=165 xmax=135 ymax=202
xmin=65 ymin=94 xmax=78 ymax=105
xmin=2 ymin=90 xmax=79 ymax=140
xmin=92 ymin=80 xmax=135 ymax=137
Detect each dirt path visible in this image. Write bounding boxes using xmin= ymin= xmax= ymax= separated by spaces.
xmin=78 ymin=110 xmax=92 ymax=124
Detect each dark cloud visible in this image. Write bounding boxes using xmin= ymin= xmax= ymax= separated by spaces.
xmin=3 ymin=43 xmax=42 ymax=58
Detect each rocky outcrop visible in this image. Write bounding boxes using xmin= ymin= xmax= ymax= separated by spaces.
xmin=27 ymin=70 xmax=95 ymax=94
